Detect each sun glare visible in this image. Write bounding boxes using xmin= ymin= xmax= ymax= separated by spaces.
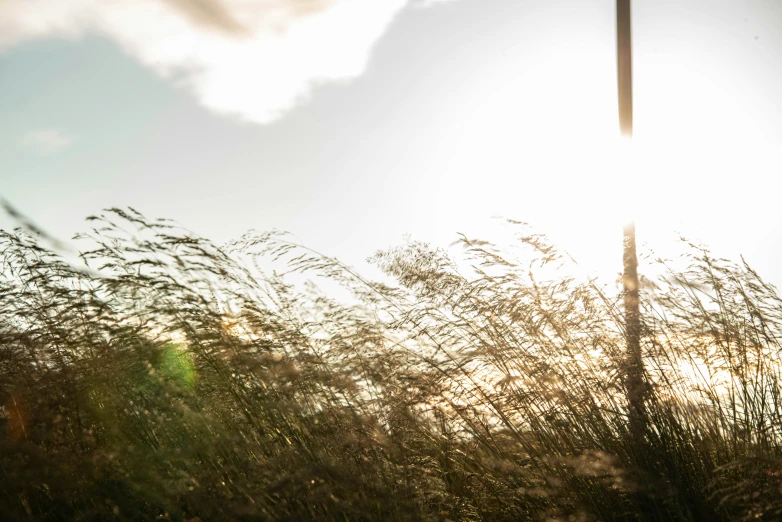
xmin=419 ymin=16 xmax=780 ymax=285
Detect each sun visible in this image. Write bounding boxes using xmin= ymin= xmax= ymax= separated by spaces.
xmin=413 ymin=7 xmax=780 ymax=286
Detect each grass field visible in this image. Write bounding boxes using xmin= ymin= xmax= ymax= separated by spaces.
xmin=1 ymin=208 xmax=781 ymax=521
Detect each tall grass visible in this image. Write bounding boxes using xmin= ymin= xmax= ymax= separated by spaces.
xmin=1 ymin=208 xmax=781 ymax=521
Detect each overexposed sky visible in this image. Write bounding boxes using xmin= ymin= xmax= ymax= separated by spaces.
xmin=1 ymin=0 xmax=781 ymax=286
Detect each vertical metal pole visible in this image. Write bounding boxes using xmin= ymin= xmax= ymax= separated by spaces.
xmin=617 ymin=0 xmax=644 ymax=443
xmin=617 ymin=0 xmax=633 ymax=139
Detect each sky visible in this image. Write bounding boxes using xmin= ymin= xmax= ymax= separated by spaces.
xmin=1 ymin=0 xmax=781 ymax=287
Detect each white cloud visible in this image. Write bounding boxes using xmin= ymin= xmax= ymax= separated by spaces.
xmin=21 ymin=129 xmax=76 ymax=154
xmin=0 ymin=0 xmax=429 ymax=124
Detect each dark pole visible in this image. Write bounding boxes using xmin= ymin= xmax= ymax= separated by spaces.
xmin=617 ymin=0 xmax=633 ymax=138
xmin=617 ymin=0 xmax=645 ymax=444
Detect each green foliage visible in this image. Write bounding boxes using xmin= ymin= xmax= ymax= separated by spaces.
xmin=1 ymin=208 xmax=781 ymax=521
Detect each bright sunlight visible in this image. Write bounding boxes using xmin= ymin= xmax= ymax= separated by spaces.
xmin=3 ymin=1 xmax=782 ymax=521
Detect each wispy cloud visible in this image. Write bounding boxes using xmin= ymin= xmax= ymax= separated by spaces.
xmin=21 ymin=129 xmax=75 ymax=155
xmin=0 ymin=0 xmax=448 ymax=124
